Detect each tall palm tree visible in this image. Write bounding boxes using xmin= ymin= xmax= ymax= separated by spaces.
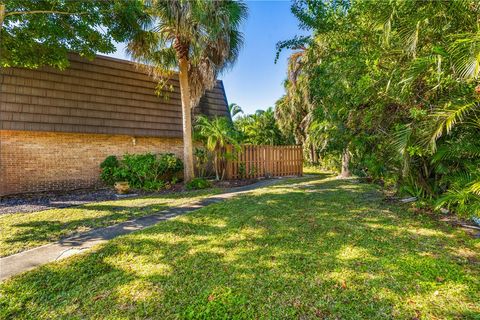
xmin=127 ymin=0 xmax=247 ymax=182
xmin=275 ymin=48 xmax=320 ymax=162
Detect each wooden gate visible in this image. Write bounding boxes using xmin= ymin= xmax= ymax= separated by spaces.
xmin=225 ymin=145 xmax=303 ymax=179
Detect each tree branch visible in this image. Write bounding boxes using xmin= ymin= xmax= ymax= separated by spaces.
xmin=5 ymin=10 xmax=84 ymax=17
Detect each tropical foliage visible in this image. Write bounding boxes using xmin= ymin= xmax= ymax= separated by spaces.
xmin=235 ymin=107 xmax=294 ymax=145
xmin=126 ymin=0 xmax=247 ymax=182
xmin=277 ymin=0 xmax=480 ymax=217
xmin=195 ymin=115 xmax=239 ymax=180
xmin=194 ymin=106 xmax=294 ymax=179
xmin=0 ymin=0 xmax=145 ymax=68
xmin=228 ymin=103 xmax=244 ymax=119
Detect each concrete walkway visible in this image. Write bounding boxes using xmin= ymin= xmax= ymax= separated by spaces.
xmin=0 ymin=178 xmax=294 ymax=281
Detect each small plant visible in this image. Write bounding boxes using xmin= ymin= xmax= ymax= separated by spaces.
xmin=238 ymin=163 xmax=246 ymax=179
xmin=194 ymin=147 xmax=209 ymax=178
xmin=194 ymin=115 xmax=239 ymax=180
xmin=249 ymin=165 xmax=257 ymax=177
xmin=143 ymin=180 xmax=166 ymax=191
xmin=186 ymin=178 xmax=212 ymax=190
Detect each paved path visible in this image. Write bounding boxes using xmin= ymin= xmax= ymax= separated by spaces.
xmin=0 ymin=178 xmax=298 ymax=281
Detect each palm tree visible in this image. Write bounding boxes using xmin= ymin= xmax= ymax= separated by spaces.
xmin=195 ymin=115 xmax=238 ymax=180
xmin=228 ymin=103 xmax=244 ymax=119
xmin=127 ymin=0 xmax=247 ymax=182
xmin=275 ymin=48 xmax=320 ymax=163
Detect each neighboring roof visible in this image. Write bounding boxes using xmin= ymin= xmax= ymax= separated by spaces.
xmin=0 ymin=54 xmax=229 ymax=138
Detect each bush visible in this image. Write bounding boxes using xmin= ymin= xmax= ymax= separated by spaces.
xmin=100 ymin=155 xmax=119 ymax=186
xmin=143 ymin=180 xmax=166 ymax=191
xmin=157 ymin=153 xmax=183 ymax=181
xmin=186 ymin=178 xmax=212 ymax=191
xmin=99 ymin=153 xmax=183 ymax=191
xmin=121 ymin=153 xmax=158 ymax=188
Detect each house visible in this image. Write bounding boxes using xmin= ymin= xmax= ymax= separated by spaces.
xmin=0 ymin=54 xmax=229 ymax=196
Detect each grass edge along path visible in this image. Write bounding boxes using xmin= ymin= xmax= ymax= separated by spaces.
xmin=0 ymin=188 xmax=226 ymax=257
xmin=0 ymin=177 xmax=308 ymax=258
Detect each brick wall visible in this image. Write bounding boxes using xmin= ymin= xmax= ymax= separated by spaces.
xmin=0 ymin=130 xmax=183 ymax=196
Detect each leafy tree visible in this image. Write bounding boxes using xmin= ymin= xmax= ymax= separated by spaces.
xmin=127 ymin=0 xmax=247 ymax=182
xmin=235 ymin=107 xmax=293 ymax=145
xmin=278 ymin=0 xmax=480 ymax=217
xmin=0 ymin=0 xmax=146 ymax=68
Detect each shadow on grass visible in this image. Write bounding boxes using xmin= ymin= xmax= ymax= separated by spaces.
xmin=1 ymin=180 xmax=298 ymax=257
xmin=0 ymin=177 xmax=478 ymax=319
xmin=2 ymin=203 xmax=170 ymax=249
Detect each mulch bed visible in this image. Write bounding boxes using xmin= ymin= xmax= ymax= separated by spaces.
xmin=0 ymin=188 xmax=118 ymax=215
xmin=0 ymin=179 xmax=260 ymax=215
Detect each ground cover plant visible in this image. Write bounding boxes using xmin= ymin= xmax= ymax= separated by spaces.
xmin=1 ymin=174 xmax=478 ymax=319
xmin=185 ymin=178 xmax=212 ymax=191
xmin=0 ymin=189 xmax=220 ymax=257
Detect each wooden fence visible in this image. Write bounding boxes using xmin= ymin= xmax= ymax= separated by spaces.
xmin=225 ymin=145 xmax=303 ymax=179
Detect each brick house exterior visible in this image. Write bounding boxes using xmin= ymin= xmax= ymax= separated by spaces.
xmin=0 ymin=55 xmax=229 ymax=195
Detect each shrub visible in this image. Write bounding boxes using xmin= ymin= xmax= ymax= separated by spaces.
xmin=100 ymin=155 xmax=119 ymax=186
xmin=186 ymin=178 xmax=212 ymax=190
xmin=143 ymin=180 xmax=166 ymax=191
xmin=157 ymin=153 xmax=183 ymax=181
xmin=121 ymin=153 xmax=158 ymax=188
xmin=99 ymin=153 xmax=183 ymax=191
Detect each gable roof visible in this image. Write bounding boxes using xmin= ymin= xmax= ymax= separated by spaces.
xmin=0 ymin=54 xmax=229 ymax=138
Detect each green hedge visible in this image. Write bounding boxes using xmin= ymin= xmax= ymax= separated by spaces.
xmin=100 ymin=153 xmax=183 ymax=191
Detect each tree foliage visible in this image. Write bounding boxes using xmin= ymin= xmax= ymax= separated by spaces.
xmin=235 ymin=107 xmax=294 ymax=145
xmin=127 ymin=0 xmax=247 ymax=107
xmin=0 ymin=0 xmax=146 ymax=68
xmin=195 ymin=115 xmax=239 ymax=180
xmin=278 ymin=0 xmax=480 ymax=217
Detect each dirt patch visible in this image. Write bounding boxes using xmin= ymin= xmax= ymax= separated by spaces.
xmin=0 ymin=188 xmax=118 ymax=215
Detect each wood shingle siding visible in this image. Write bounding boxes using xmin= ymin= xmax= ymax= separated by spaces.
xmin=0 ymin=54 xmax=229 ymax=138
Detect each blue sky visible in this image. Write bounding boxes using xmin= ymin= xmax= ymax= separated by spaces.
xmin=108 ymin=1 xmax=307 ymax=115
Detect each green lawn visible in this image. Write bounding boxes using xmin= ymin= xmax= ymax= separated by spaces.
xmin=0 ymin=189 xmax=221 ymax=257
xmin=1 ymin=174 xmax=479 ymax=319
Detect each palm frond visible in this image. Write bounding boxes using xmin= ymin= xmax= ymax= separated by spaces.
xmin=126 ymin=0 xmax=247 ymax=108
xmin=448 ymin=33 xmax=480 ymax=79
xmin=471 ymin=180 xmax=480 ymax=196
xmin=429 ymin=101 xmax=479 ymax=151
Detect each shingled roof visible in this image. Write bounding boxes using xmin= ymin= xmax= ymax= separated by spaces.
xmin=0 ymin=54 xmax=230 ymax=138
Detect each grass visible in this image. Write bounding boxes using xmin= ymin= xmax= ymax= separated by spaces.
xmin=1 ymin=174 xmax=479 ymax=319
xmin=0 ymin=188 xmax=221 ymax=257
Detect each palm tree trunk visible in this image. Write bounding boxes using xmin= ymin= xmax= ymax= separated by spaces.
xmin=340 ymin=146 xmax=351 ymax=178
xmin=0 ymin=4 xmax=5 ymax=32
xmin=214 ymin=151 xmax=220 ymax=180
xmin=310 ymin=143 xmax=317 ymax=164
xmin=178 ymin=58 xmax=195 ymax=182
